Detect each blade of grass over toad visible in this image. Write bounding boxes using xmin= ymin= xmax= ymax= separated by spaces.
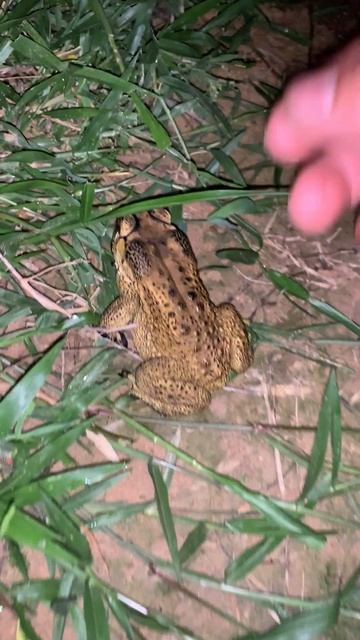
xmin=0 ymin=337 xmax=64 ymax=437
xmin=98 ymin=189 xmax=288 ymax=223
xmin=148 ymin=459 xmax=180 ymax=574
xmin=122 ymin=413 xmax=325 ymax=548
xmin=21 ymin=189 xmax=288 ymax=244
xmin=84 ymin=580 xmax=110 ymax=640
xmin=300 ymin=369 xmax=341 ymax=501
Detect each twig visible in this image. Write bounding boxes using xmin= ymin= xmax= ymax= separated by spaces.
xmin=25 ymin=258 xmax=86 ymax=280
xmin=0 ymin=251 xmax=79 ymax=318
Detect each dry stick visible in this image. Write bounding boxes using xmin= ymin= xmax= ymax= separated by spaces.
xmin=25 ymin=258 xmax=85 ymax=280
xmin=28 ymin=278 xmax=89 ymax=310
xmin=0 ymin=251 xmax=84 ymax=317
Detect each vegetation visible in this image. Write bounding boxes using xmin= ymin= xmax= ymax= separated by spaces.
xmin=0 ymin=1 xmax=359 ymax=638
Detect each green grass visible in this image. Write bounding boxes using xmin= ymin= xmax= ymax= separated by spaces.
xmin=0 ymin=1 xmax=360 ymax=638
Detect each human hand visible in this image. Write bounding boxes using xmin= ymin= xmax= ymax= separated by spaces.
xmin=264 ymin=39 xmax=360 ymax=241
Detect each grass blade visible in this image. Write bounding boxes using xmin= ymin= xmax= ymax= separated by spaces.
xmin=207 ymin=197 xmax=258 ymax=221
xmin=309 ymin=297 xmax=360 ymax=337
xmin=0 ymin=422 xmax=90 ymax=498
xmin=8 ymin=541 xmax=29 ymax=580
xmin=132 ymin=94 xmax=170 ymax=150
xmin=239 ymin=598 xmax=339 ymax=639
xmin=122 ymin=413 xmax=325 ymax=549
xmin=329 ymin=371 xmax=342 ymax=486
xmin=11 ymin=579 xmax=61 ymax=604
xmin=0 ymin=506 xmax=86 ymax=571
xmin=84 ymin=580 xmax=110 ymax=640
xmin=265 ymin=269 xmax=360 ymax=336
xmin=11 ymin=34 xmax=66 ymax=71
xmin=14 ymin=605 xmax=42 ymax=640
xmin=264 ymin=268 xmax=309 ymax=300
xmin=179 ymin=522 xmax=207 ymax=566
xmin=216 ymin=248 xmax=259 ymax=264
xmin=225 ymin=537 xmax=283 ymax=583
xmin=41 ymin=492 xmax=92 ymax=563
xmin=300 ymin=369 xmax=340 ymax=501
xmin=0 ymin=337 xmax=65 ymax=437
xmin=108 ymin=595 xmax=135 ymax=640
xmin=80 ymin=182 xmax=95 ymax=223
xmin=148 ymin=459 xmax=179 ymax=573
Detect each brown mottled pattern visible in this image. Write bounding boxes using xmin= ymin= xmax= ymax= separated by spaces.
xmin=101 ymin=209 xmax=253 ymax=416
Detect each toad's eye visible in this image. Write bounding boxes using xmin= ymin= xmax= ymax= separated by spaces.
xmin=117 ymin=215 xmax=137 ymax=237
xmin=150 ymin=208 xmax=171 ymax=224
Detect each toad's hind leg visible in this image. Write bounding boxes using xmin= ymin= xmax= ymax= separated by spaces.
xmin=217 ymin=303 xmax=253 ymax=373
xmin=129 ymin=357 xmax=211 ymax=416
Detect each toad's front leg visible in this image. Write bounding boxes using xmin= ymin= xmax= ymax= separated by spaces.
xmin=128 ymin=357 xmax=211 ymax=416
xmin=101 ymin=294 xmax=138 ymax=332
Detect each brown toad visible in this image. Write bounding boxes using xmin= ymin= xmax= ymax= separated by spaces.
xmin=101 ymin=209 xmax=253 ymax=416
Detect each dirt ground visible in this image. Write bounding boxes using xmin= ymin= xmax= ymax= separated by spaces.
xmin=1 ymin=2 xmax=360 ymax=639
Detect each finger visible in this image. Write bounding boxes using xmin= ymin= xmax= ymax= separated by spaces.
xmin=288 ymin=158 xmax=351 ymax=235
xmin=265 ymin=38 xmax=360 ymax=164
xmin=264 ymin=67 xmax=337 ymax=163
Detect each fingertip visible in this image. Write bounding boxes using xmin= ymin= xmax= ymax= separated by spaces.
xmin=288 ymin=160 xmax=351 ymax=235
xmin=285 ymin=68 xmax=337 ymax=126
xmin=264 ymin=104 xmax=310 ymax=163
